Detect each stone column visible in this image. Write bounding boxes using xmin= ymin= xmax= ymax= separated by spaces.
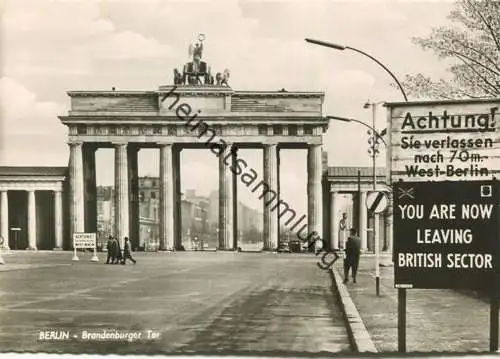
xmin=307 ymin=144 xmax=323 ymax=246
xmin=159 ymin=144 xmax=174 ymax=250
xmin=69 ymin=142 xmax=85 ymax=241
xmin=330 ymin=192 xmax=339 ymax=250
xmin=263 ymin=143 xmax=278 ymax=251
xmin=359 ymin=191 xmax=368 ymax=251
xmin=173 ymin=147 xmax=182 ymax=249
xmin=54 ymin=190 xmax=63 ymax=250
xmin=232 ymin=147 xmax=238 ymax=250
xmin=114 ymin=143 xmax=129 ymax=248
xmin=1 ymin=191 xmax=9 ymax=250
xmin=219 ymin=143 xmax=234 ymax=250
xmin=27 ymin=190 xmax=37 ymax=250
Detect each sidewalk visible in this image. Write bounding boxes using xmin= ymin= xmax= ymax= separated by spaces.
xmin=334 ymin=255 xmax=496 ymax=353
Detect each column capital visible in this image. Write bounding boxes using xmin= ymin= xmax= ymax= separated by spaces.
xmin=157 ymin=142 xmax=174 ymax=147
xmin=261 ymin=140 xmax=278 ymax=146
xmin=112 ymin=141 xmax=128 ymax=147
xmin=67 ymin=140 xmax=83 ymax=147
xmin=307 ymin=138 xmax=323 ymax=146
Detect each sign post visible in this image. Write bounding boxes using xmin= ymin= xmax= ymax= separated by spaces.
xmin=387 ymin=98 xmax=500 ymax=353
xmin=366 ymin=190 xmax=389 ymax=296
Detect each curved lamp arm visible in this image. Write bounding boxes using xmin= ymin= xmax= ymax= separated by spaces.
xmin=326 ymin=115 xmax=387 ymax=147
xmin=305 ymin=38 xmax=408 ymax=102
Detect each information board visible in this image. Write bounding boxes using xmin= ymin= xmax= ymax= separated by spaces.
xmin=73 ymin=233 xmax=96 ymax=249
xmin=393 ymin=180 xmax=499 ymax=290
xmin=388 ymin=99 xmax=500 ymax=182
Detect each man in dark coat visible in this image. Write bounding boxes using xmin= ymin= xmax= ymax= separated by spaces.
xmin=113 ymin=237 xmax=122 ymax=264
xmin=105 ymin=236 xmax=114 ymax=264
xmin=344 ymin=228 xmax=362 ymax=283
xmin=122 ymin=237 xmax=136 ymax=265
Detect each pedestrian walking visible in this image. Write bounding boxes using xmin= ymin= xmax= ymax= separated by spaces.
xmin=105 ymin=236 xmax=114 ymax=264
xmin=113 ymin=237 xmax=123 ymax=264
xmin=344 ymin=228 xmax=361 ymax=284
xmin=122 ymin=237 xmax=136 ymax=265
xmin=109 ymin=237 xmax=118 ymax=264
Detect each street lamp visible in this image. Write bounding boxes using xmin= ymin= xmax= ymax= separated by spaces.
xmin=304 ymin=38 xmax=408 ymax=102
xmin=328 ymin=111 xmax=386 ymax=296
xmin=325 ymin=115 xmax=386 ymax=146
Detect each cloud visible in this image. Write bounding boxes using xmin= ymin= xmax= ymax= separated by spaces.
xmin=0 ymin=77 xmax=68 ymax=165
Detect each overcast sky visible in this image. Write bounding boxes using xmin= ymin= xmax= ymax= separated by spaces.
xmin=0 ymin=0 xmax=455 ymax=213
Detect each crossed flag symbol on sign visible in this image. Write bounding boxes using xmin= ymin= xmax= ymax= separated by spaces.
xmin=397 ymin=187 xmax=415 ymax=200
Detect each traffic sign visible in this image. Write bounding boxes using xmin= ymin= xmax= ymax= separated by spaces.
xmin=366 ymin=191 xmax=389 ymax=214
xmin=393 ymin=180 xmax=499 ymax=291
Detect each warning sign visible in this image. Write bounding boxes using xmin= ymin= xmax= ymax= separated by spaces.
xmin=387 ymin=99 xmax=500 ymax=182
xmin=73 ymin=233 xmax=96 ymax=249
xmin=393 ymin=180 xmax=499 ymax=290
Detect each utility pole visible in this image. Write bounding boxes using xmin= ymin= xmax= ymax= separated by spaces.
xmin=367 ymin=102 xmax=381 ymax=296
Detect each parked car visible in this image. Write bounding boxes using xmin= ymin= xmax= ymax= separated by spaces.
xmin=278 ymin=241 xmax=290 ymax=253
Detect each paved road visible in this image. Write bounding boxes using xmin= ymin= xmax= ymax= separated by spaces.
xmin=0 ymin=251 xmax=351 ymax=355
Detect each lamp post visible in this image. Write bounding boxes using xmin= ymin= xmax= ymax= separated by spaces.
xmin=365 ymin=101 xmax=385 ymax=297
xmin=311 ymin=36 xmax=408 ymax=351
xmin=327 ymin=113 xmax=385 ymax=296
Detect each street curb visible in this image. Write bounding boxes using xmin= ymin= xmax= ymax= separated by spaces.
xmin=329 ymin=267 xmax=378 ymax=353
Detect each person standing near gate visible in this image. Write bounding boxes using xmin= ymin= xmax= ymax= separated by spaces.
xmin=344 ymin=228 xmax=361 ymax=284
xmin=122 ymin=237 xmax=136 ymax=265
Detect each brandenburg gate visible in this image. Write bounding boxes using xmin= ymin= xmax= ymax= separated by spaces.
xmin=59 ymin=37 xmax=329 ymax=251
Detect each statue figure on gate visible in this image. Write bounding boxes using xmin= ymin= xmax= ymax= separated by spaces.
xmin=181 ymin=34 xmax=214 ymax=85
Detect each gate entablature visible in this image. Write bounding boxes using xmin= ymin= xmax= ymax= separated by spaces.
xmin=60 ymin=88 xmax=327 ymax=145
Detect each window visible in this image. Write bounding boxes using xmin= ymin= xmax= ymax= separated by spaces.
xmin=139 ymin=191 xmax=145 ymax=202
xmin=304 ymin=125 xmax=313 ymax=135
xmin=258 ymin=125 xmax=267 ymax=135
xmin=272 ymin=125 xmax=283 ymax=135
xmin=151 ymin=191 xmax=156 ymax=199
xmin=288 ymin=124 xmax=298 ymax=136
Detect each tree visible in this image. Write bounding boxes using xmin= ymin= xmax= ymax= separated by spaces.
xmin=402 ymin=0 xmax=500 ymax=100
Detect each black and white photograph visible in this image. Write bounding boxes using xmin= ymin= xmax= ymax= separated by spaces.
xmin=0 ymin=0 xmax=499 ymax=356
